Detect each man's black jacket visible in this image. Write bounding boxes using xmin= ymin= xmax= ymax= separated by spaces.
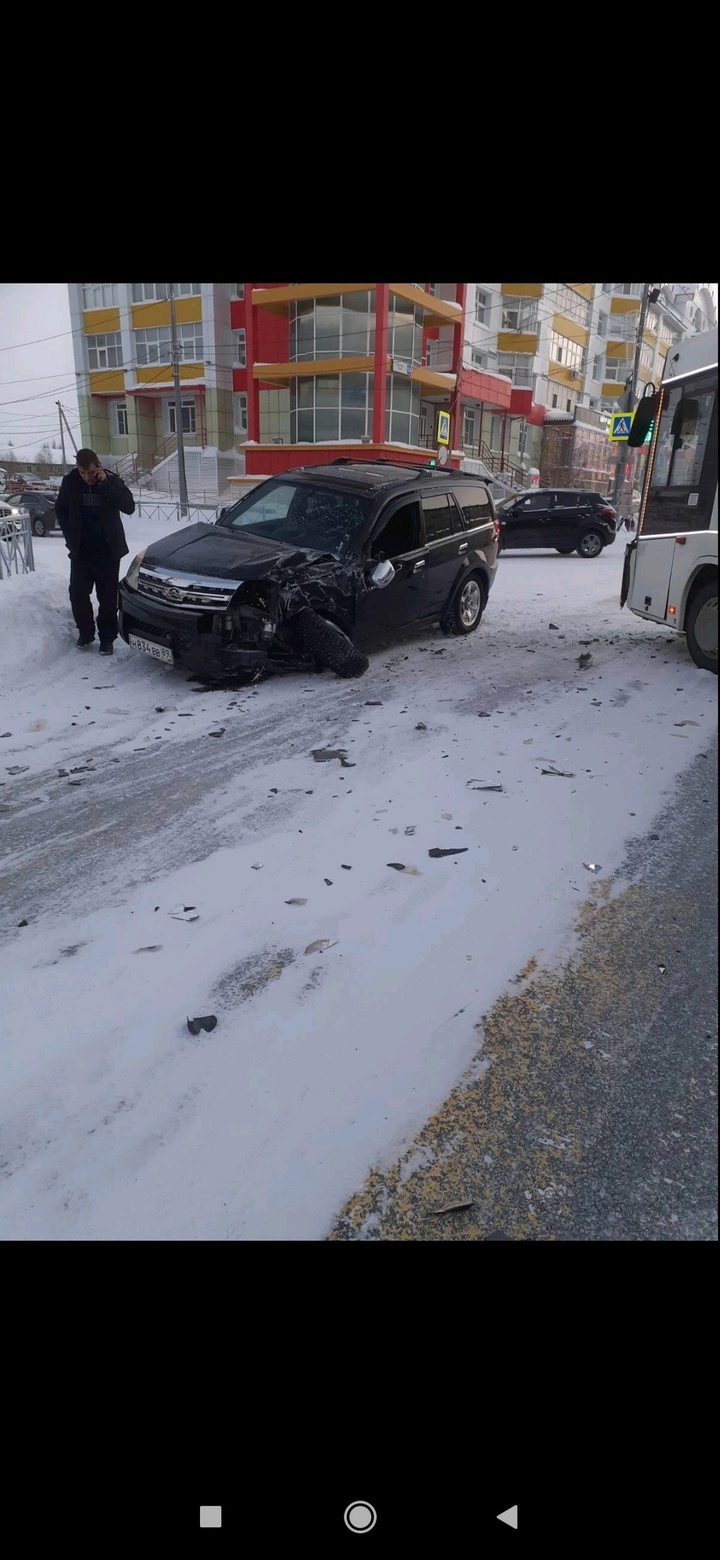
xmin=56 ymin=468 xmax=135 ymax=562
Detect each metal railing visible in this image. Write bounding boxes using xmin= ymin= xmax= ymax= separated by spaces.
xmin=132 ymin=499 xmax=218 ymax=529
xmin=0 ymin=511 xmax=35 ymax=578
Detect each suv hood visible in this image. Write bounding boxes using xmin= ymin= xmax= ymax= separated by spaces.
xmin=141 ymin=521 xmax=315 ymax=581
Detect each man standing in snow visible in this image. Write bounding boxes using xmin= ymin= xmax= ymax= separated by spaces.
xmin=56 ymin=449 xmax=135 ymax=656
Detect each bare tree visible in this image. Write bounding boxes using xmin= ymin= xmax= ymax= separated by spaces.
xmin=35 ymin=442 xmax=54 ymax=464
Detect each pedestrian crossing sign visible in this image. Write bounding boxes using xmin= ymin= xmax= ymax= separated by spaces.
xmin=436 ymin=410 xmax=451 ymax=446
xmin=609 ymin=411 xmax=634 ymax=441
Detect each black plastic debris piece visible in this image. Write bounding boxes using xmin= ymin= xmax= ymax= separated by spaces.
xmin=477 ymin=712 xmax=491 ymax=718
xmin=187 ymin=1014 xmax=218 ymax=1036
xmin=365 ymin=700 xmax=383 ymax=706
xmin=387 ymin=862 xmax=406 ymax=871
xmin=208 ymin=729 xmax=226 ymax=738
xmin=649 ymin=833 xmax=660 ymax=840
xmin=1 ymin=733 xmax=12 ymax=739
xmin=285 ymin=898 xmax=308 ymax=905
xmin=7 ymin=765 xmax=30 ymax=775
xmin=177 ymin=713 xmax=193 ymax=718
xmin=155 ymin=707 xmax=166 ymax=713
xmin=468 ymin=783 xmax=503 ymax=792
xmin=541 ymin=768 xmax=575 ymax=778
xmin=428 ymin=847 xmax=468 ymax=858
xmin=549 ymin=623 xmax=560 ymax=630
xmin=269 ymin=787 xmax=278 ymax=794
xmin=404 ymin=826 xmax=416 ymax=836
xmin=577 ymin=652 xmax=592 ymax=668
xmin=311 ymin=748 xmax=355 ymax=767
xmin=324 ymin=878 xmax=333 ymax=886
xmin=68 ymin=780 xmax=83 ymax=787
xmin=341 ymin=864 xmax=352 ymax=870
xmin=17 ymin=919 xmax=28 ymax=927
xmin=432 ymin=1200 xmax=474 ymax=1215
xmin=135 ymin=945 xmax=162 ymax=953
xmin=415 ymin=722 xmax=427 ymax=730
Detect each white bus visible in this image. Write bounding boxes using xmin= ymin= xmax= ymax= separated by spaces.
xmin=620 ymin=325 xmax=717 ymax=674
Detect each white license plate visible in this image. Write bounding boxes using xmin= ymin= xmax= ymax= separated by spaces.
xmin=129 ymin=634 xmax=174 ymax=665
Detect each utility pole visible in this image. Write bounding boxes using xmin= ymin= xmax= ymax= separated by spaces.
xmin=168 ymin=282 xmax=189 ymax=518
xmin=57 ymin=401 xmax=67 ymax=470
xmin=611 ymin=280 xmax=651 ymax=515
xmin=57 ymin=402 xmax=77 ymax=459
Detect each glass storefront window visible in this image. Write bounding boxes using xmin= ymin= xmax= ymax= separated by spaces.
xmin=290 ymin=372 xmax=373 ymax=443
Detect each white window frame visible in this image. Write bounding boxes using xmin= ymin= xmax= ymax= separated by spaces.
xmin=112 ymin=400 xmax=128 ymax=436
xmin=462 ymin=407 xmax=477 ymax=449
xmin=496 ymin=352 xmax=533 ymax=388
xmin=86 ymin=332 xmax=123 ymax=370
xmin=470 ymin=347 xmax=488 ymax=371
xmin=168 ymin=398 xmax=197 ymax=436
xmin=549 ymin=331 xmax=585 ymax=376
xmin=179 ymin=321 xmax=203 ymax=362
xmin=131 ymin=283 xmax=168 ymax=303
xmin=501 ymin=296 xmax=537 ymax=332
xmin=233 ymin=392 xmax=248 ymax=435
xmin=134 ymin=326 xmax=172 ymax=366
xmin=475 ymin=287 xmax=490 ymax=325
xmin=235 ymin=283 xmax=245 ymax=299
xmin=82 ymin=283 xmax=117 ymax=310
xmin=603 ymin=358 xmax=629 ymax=382
xmin=175 ymin=283 xmax=201 ymax=296
xmin=233 ymin=329 xmax=247 ymax=367
xmin=592 ymin=353 xmax=604 ymax=382
xmin=554 ymin=285 xmax=589 ymax=328
xmin=597 ymin=311 xmax=608 ymax=338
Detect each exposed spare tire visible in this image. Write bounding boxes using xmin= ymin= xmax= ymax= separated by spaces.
xmin=296 ymin=610 xmax=369 ymax=679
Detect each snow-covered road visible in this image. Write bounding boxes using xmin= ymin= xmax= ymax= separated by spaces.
xmin=0 ymin=519 xmax=716 ymax=1239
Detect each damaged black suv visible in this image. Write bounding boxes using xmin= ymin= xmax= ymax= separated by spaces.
xmin=118 ymin=460 xmax=500 ymax=679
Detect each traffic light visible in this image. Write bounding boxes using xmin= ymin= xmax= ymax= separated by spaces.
xmin=627 ymin=385 xmax=659 ymax=446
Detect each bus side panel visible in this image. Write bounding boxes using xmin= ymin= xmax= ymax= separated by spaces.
xmin=627 ymin=535 xmax=678 ymax=620
xmin=671 ymin=533 xmax=719 ymax=630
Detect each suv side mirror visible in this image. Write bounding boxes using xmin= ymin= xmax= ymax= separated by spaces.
xmin=215 ymin=505 xmax=227 ymax=523
xmin=370 ymin=559 xmax=396 ymax=589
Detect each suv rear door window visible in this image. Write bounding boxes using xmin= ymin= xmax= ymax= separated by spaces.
xmin=422 ymin=492 xmax=455 ymax=544
xmin=454 ymin=483 xmax=491 ymax=530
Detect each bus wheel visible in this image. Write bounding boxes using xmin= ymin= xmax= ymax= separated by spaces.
xmin=686 ymin=580 xmax=718 ymax=674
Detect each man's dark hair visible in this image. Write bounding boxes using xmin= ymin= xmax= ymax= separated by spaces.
xmin=76 ymin=448 xmax=99 ymax=468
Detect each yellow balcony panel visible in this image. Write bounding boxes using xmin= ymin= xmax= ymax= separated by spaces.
xmin=252 ymin=284 xmax=374 ymax=316
xmin=610 ymin=295 xmax=640 ymax=315
xmin=411 ymin=365 xmax=456 ymax=395
xmin=551 ymin=313 xmax=588 ymax=347
xmin=389 ymin=285 xmax=462 ymax=327
xmin=602 ymin=382 xmax=624 ymax=398
xmin=132 ymin=301 xmax=170 ymax=329
xmin=89 ymin=370 xmax=125 ymax=395
xmin=567 ymin=284 xmax=593 ymax=300
xmin=605 ymin=341 xmax=632 ymax=360
xmin=644 ymin=327 xmax=658 ymax=344
xmin=497 ymin=332 xmax=538 ymax=355
xmin=83 ymin=307 xmax=120 ymax=335
xmin=547 ymin=361 xmax=582 ymax=390
xmin=253 ymin=355 xmax=375 ymax=387
xmin=500 ymin=282 xmax=543 ymax=298
xmin=134 ymin=363 xmax=204 ymax=385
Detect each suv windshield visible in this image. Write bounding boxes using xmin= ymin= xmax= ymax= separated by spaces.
xmin=217 ymin=479 xmax=371 ymax=559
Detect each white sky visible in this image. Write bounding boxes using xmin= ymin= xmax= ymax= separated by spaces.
xmin=0 ymin=284 xmax=80 ymax=463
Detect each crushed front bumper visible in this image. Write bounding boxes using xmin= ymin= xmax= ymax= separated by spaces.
xmin=118 ymin=586 xmax=272 ymax=675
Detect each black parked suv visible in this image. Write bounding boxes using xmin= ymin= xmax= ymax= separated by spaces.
xmin=11 ymin=489 xmax=59 ymax=537
xmin=496 ymin=488 xmax=617 ymax=557
xmin=119 ymin=460 xmax=500 ymax=679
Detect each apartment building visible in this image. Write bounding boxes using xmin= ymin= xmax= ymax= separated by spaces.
xmin=68 ymin=282 xmax=236 ymax=470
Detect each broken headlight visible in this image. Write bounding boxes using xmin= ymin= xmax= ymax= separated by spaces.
xmin=124 ymin=550 xmax=145 ymax=590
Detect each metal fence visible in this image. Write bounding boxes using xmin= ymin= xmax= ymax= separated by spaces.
xmin=0 ymin=511 xmax=35 ymax=579
xmin=132 ymin=500 xmax=219 ymax=529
